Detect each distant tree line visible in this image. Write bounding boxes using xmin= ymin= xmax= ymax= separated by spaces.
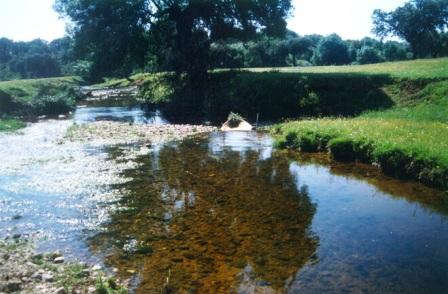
xmin=207 ymin=32 xmax=413 ymax=69
xmin=1 ymin=0 xmax=446 ymax=81
xmin=0 ymin=36 xmax=94 ymax=81
xmin=0 ymin=32 xmax=415 ymax=81
xmin=0 ymin=37 xmax=66 ymax=80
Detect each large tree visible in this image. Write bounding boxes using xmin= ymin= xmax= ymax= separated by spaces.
xmin=55 ymin=0 xmax=150 ymax=79
xmin=55 ymin=0 xmax=292 ymax=79
xmin=372 ymin=0 xmax=448 ymax=58
xmin=311 ymin=34 xmax=350 ymax=65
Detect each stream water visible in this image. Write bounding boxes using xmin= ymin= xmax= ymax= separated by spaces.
xmin=1 ymin=99 xmax=448 ymax=293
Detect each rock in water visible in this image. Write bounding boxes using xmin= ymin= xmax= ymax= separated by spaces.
xmin=221 ymin=119 xmax=253 ymax=131
xmin=53 ymin=256 xmax=65 ymax=264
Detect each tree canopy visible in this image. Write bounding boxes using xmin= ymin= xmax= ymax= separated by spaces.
xmin=311 ymin=34 xmax=351 ymax=65
xmin=373 ymin=0 xmax=448 ymax=58
xmin=55 ymin=0 xmax=293 ymax=79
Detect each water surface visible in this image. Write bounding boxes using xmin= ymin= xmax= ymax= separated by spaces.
xmin=89 ymin=131 xmax=448 ymax=293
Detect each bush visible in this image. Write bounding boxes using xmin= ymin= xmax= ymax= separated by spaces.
xmin=0 ymin=77 xmax=79 ymax=117
xmin=227 ymin=112 xmax=244 ymax=127
xmin=329 ymin=138 xmax=356 ymax=161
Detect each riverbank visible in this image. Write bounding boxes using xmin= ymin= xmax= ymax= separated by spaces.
xmin=0 ymin=76 xmax=82 ymax=130
xmin=273 ymin=80 xmax=448 ymax=190
xmin=0 ymin=238 xmax=127 ymax=293
xmin=0 ymin=118 xmax=26 ymax=132
xmin=94 ymin=58 xmax=448 ymax=124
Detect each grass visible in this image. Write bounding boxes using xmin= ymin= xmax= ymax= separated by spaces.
xmin=0 ymin=117 xmax=26 ymax=131
xmin=0 ymin=76 xmax=81 ymax=118
xmin=247 ymin=58 xmax=448 ymax=79
xmin=273 ymin=79 xmax=448 ymax=189
xmin=0 ymin=76 xmax=80 ymax=103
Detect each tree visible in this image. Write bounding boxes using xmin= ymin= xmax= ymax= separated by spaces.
xmin=356 ymin=46 xmax=384 ymax=64
xmin=373 ymin=0 xmax=448 ymax=58
xmin=55 ymin=0 xmax=150 ymax=80
xmin=382 ymin=41 xmax=411 ymax=61
xmin=0 ymin=38 xmax=68 ymax=81
xmin=311 ymin=34 xmax=350 ymax=65
xmin=55 ymin=0 xmax=293 ymax=79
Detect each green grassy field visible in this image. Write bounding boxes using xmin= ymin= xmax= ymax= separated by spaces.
xmin=273 ymin=61 xmax=448 ymax=190
xmin=0 ymin=76 xmax=81 ymax=123
xmin=0 ymin=76 xmax=80 ymax=104
xmin=248 ymin=58 xmax=448 ymax=79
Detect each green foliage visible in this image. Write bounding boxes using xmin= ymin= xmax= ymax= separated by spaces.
xmin=356 ymin=46 xmax=384 ymax=65
xmin=373 ymin=0 xmax=448 ymax=58
xmin=139 ymin=73 xmax=175 ymax=104
xmin=273 ymin=78 xmax=448 ymax=189
xmin=55 ymin=0 xmax=149 ymax=81
xmin=56 ymin=263 xmax=89 ymax=292
xmin=0 ymin=37 xmax=77 ymax=81
xmin=227 ymin=112 xmax=244 ymax=128
xmin=248 ymin=57 xmax=448 ymax=79
xmin=0 ymin=76 xmax=80 ymax=117
xmin=312 ymin=34 xmax=351 ymax=65
xmin=0 ymin=117 xmax=25 ymax=132
xmin=140 ymin=70 xmax=393 ymax=123
xmin=95 ymin=275 xmax=128 ymax=294
xmin=56 ymin=0 xmax=293 ymax=79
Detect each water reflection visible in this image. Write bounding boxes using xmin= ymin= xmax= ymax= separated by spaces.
xmin=91 ymin=132 xmax=318 ymax=292
xmin=91 ymin=131 xmax=448 ymax=294
xmin=74 ymin=106 xmax=168 ymax=125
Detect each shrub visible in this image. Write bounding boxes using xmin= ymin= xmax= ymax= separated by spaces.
xmin=374 ymin=148 xmax=413 ymax=178
xmin=227 ymin=112 xmax=244 ymax=127
xmin=329 ymin=138 xmax=356 ymax=162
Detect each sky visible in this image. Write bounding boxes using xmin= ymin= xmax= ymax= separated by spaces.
xmin=0 ymin=0 xmax=408 ymax=42
xmin=288 ymin=0 xmax=408 ymax=39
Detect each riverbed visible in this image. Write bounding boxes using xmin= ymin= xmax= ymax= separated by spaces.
xmin=1 ymin=95 xmax=448 ymax=293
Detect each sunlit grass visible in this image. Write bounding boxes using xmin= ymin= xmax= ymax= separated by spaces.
xmin=247 ymin=58 xmax=448 ymax=79
xmin=0 ymin=118 xmax=25 ymax=132
xmin=278 ymin=118 xmax=448 ymax=166
xmin=274 ymin=77 xmax=448 ymax=188
xmin=0 ymin=76 xmax=80 ymax=103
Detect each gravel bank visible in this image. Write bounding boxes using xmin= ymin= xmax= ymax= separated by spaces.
xmin=65 ymin=121 xmax=217 ymax=145
xmin=0 ymin=238 xmax=127 ymax=294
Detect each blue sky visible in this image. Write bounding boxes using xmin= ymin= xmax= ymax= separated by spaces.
xmin=0 ymin=0 xmax=407 ymax=42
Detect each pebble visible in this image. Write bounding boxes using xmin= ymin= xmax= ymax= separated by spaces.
xmin=91 ymin=264 xmax=102 ymax=271
xmin=6 ymin=279 xmax=22 ymax=292
xmin=31 ymin=272 xmax=42 ymax=281
xmin=54 ymin=287 xmax=67 ymax=294
xmin=53 ymin=256 xmax=65 ymax=264
xmin=42 ymin=273 xmax=54 ymax=283
xmin=66 ymin=121 xmax=217 ymax=145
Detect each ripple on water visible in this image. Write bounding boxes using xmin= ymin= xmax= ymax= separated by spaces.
xmin=0 ymin=120 xmax=132 ymax=262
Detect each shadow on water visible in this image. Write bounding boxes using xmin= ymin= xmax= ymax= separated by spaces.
xmin=89 ymin=132 xmax=448 ymax=294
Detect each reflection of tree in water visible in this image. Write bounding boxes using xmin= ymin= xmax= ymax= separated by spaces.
xmin=91 ymin=138 xmax=318 ymax=293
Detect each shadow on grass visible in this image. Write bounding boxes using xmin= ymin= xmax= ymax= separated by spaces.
xmin=153 ymin=71 xmax=396 ymax=124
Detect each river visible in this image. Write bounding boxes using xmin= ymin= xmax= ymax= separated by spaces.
xmin=1 ymin=96 xmax=448 ymax=293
